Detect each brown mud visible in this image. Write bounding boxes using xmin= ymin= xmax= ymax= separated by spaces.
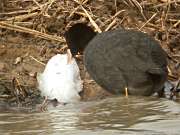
xmin=0 ymin=0 xmax=179 ymax=109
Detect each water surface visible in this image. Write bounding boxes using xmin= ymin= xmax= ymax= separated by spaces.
xmin=0 ymin=96 xmax=180 ymax=135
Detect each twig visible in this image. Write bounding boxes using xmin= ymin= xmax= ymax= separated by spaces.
xmin=0 ymin=95 xmax=12 ymax=99
xmin=130 ymin=0 xmax=147 ymax=20
xmin=5 ymin=12 xmax=38 ymax=22
xmin=167 ymin=66 xmax=173 ymax=76
xmin=32 ymin=0 xmax=42 ymax=9
xmin=104 ymin=10 xmax=126 ymax=24
xmin=0 ymin=6 xmax=39 ymax=16
xmin=81 ymin=5 xmax=102 ymax=33
xmin=115 ymin=0 xmax=117 ymax=12
xmin=174 ymin=20 xmax=180 ymax=27
xmin=59 ymin=45 xmax=68 ymax=53
xmin=72 ymin=0 xmax=102 ymax=32
xmin=105 ymin=18 xmax=117 ymax=31
xmin=5 ymin=22 xmax=34 ymax=27
xmin=164 ymin=0 xmax=171 ymax=24
xmin=154 ymin=1 xmax=179 ymax=8
xmin=139 ymin=13 xmax=157 ymax=30
xmin=29 ymin=55 xmax=46 ymax=66
xmin=0 ymin=21 xmax=65 ymax=42
xmin=39 ymin=0 xmax=56 ymax=17
xmin=69 ymin=0 xmax=89 ymax=18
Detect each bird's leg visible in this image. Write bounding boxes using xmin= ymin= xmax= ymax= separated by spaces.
xmin=39 ymin=96 xmax=49 ymax=111
xmin=125 ymin=87 xmax=128 ymax=97
xmin=67 ymin=49 xmax=72 ymax=64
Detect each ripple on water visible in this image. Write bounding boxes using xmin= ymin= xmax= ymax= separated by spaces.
xmin=0 ymin=96 xmax=180 ymax=135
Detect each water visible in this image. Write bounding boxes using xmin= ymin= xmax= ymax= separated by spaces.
xmin=0 ymin=96 xmax=180 ymax=135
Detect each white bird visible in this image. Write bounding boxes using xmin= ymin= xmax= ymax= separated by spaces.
xmin=37 ymin=49 xmax=83 ymax=107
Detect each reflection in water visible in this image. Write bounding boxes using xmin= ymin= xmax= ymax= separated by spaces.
xmin=0 ymin=96 xmax=180 ymax=135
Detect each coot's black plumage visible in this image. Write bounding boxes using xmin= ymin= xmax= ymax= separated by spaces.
xmin=65 ymin=23 xmax=168 ymax=96
xmin=65 ymin=23 xmax=97 ymax=56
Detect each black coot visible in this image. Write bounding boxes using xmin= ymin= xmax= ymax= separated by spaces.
xmin=64 ymin=23 xmax=168 ymax=96
xmin=65 ymin=23 xmax=97 ymax=56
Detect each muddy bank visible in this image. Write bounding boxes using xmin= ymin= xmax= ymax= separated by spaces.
xmin=0 ymin=0 xmax=179 ymax=108
xmin=0 ymin=34 xmax=110 ymax=108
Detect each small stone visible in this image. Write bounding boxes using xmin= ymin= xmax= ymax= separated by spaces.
xmin=14 ymin=57 xmax=23 ymax=65
xmin=29 ymin=71 xmax=37 ymax=78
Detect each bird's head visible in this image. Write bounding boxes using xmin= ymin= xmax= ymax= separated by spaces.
xmin=64 ymin=23 xmax=97 ymax=56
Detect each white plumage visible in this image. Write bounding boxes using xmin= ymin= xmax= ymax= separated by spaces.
xmin=37 ymin=53 xmax=83 ymax=103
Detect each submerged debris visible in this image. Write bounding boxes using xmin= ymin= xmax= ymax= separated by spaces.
xmin=170 ymin=79 xmax=180 ymax=100
xmin=0 ymin=78 xmax=42 ymax=108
